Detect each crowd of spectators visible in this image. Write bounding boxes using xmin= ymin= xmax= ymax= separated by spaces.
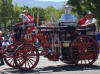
xmin=0 ymin=29 xmax=15 ymax=48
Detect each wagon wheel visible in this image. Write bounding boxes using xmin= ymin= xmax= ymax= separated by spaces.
xmin=4 ymin=44 xmax=17 ymax=68
xmin=14 ymin=44 xmax=39 ymax=70
xmin=70 ymin=35 xmax=99 ymax=66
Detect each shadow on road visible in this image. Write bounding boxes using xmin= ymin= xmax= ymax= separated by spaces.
xmin=35 ymin=64 xmax=100 ymax=73
xmin=3 ymin=64 xmax=100 ymax=74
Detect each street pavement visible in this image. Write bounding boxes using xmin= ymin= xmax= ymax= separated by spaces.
xmin=0 ymin=55 xmax=100 ymax=74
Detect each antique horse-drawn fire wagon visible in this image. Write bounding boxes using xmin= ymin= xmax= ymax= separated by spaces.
xmin=0 ymin=5 xmax=99 ymax=71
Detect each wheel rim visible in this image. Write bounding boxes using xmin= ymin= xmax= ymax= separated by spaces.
xmin=4 ymin=44 xmax=17 ymax=68
xmin=14 ymin=44 xmax=39 ymax=70
xmin=5 ymin=55 xmax=16 ymax=67
xmin=70 ymin=35 xmax=99 ymax=66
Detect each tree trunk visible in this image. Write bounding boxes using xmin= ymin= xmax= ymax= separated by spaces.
xmin=4 ymin=22 xmax=7 ymax=31
xmin=0 ymin=22 xmax=1 ymax=29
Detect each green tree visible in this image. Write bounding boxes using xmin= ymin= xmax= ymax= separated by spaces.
xmin=12 ymin=3 xmax=22 ymax=23
xmin=68 ymin=0 xmax=100 ymax=21
xmin=32 ymin=7 xmax=45 ymax=25
xmin=45 ymin=6 xmax=63 ymax=23
xmin=0 ymin=0 xmax=13 ymax=30
xmin=45 ymin=6 xmax=56 ymax=22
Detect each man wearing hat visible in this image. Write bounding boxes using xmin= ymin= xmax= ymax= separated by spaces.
xmin=83 ymin=11 xmax=96 ymax=26
xmin=15 ymin=10 xmax=34 ymax=41
xmin=81 ymin=11 xmax=97 ymax=35
xmin=16 ymin=10 xmax=34 ymax=28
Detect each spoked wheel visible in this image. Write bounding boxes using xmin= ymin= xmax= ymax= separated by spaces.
xmin=70 ymin=35 xmax=99 ymax=66
xmin=14 ymin=44 xmax=39 ymax=71
xmin=4 ymin=44 xmax=17 ymax=68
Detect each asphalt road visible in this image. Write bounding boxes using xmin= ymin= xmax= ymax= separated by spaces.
xmin=0 ymin=55 xmax=100 ymax=74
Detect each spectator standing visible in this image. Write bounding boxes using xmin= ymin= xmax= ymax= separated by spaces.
xmin=0 ymin=31 xmax=4 ymax=65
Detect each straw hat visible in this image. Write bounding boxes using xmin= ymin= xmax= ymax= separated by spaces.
xmin=0 ymin=31 xmax=2 ymax=34
xmin=88 ymin=11 xmax=93 ymax=15
xmin=22 ymin=10 xmax=28 ymax=13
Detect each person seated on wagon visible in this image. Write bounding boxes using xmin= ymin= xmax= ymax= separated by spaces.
xmin=15 ymin=10 xmax=34 ymax=41
xmin=78 ymin=12 xmax=88 ymax=26
xmin=80 ymin=11 xmax=97 ymax=35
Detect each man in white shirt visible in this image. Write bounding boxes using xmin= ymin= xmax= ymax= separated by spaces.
xmin=83 ymin=11 xmax=96 ymax=26
xmin=81 ymin=11 xmax=97 ymax=35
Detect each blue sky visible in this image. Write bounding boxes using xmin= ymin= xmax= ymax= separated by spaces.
xmin=13 ymin=0 xmax=68 ymax=2
xmin=37 ymin=0 xmax=68 ymax=2
xmin=12 ymin=0 xmax=67 ymax=9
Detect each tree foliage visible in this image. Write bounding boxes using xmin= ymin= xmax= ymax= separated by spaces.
xmin=68 ymin=0 xmax=100 ymax=21
xmin=13 ymin=3 xmax=22 ymax=22
xmin=31 ymin=7 xmax=45 ymax=25
xmin=45 ymin=6 xmax=63 ymax=23
xmin=0 ymin=1 xmax=63 ymax=29
xmin=0 ymin=0 xmax=13 ymax=29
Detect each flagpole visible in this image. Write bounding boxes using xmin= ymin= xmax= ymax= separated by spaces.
xmin=37 ymin=12 xmax=39 ymax=27
xmin=33 ymin=12 xmax=34 ymax=21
